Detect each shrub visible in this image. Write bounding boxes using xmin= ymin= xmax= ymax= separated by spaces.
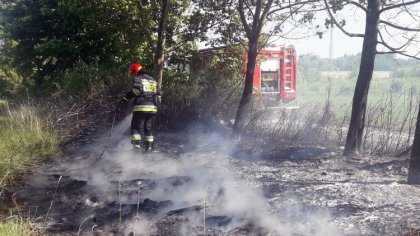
xmin=160 ymin=47 xmax=244 ymax=129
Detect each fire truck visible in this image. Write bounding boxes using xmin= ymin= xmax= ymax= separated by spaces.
xmin=251 ymin=45 xmax=298 ymax=108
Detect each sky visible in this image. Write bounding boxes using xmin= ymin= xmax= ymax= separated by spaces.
xmin=272 ymin=4 xmax=419 ymax=59
xmin=288 ymin=28 xmax=364 ymax=58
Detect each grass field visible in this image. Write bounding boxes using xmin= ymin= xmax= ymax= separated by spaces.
xmin=0 ymin=218 xmax=32 ymax=236
xmin=0 ymin=105 xmax=59 ymax=190
xmin=320 ymin=71 xmax=392 ymax=79
xmin=298 ymin=73 xmax=419 ymax=118
xmin=0 ymin=104 xmax=59 ymax=235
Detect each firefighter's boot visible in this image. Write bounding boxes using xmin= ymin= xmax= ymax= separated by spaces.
xmin=144 ymin=142 xmax=155 ymax=152
xmin=131 ymin=134 xmax=142 ymax=151
xmin=132 ymin=141 xmax=142 ymax=151
xmin=144 ymin=135 xmax=155 ymax=152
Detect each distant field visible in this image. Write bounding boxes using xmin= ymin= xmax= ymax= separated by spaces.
xmin=298 ymin=72 xmax=419 ymax=120
xmin=321 ymin=71 xmax=392 ymax=79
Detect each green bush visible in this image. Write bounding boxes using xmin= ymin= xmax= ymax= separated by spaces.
xmin=160 ymin=47 xmax=244 ymax=128
xmin=38 ymin=61 xmax=129 ymax=98
xmin=0 ymin=65 xmax=24 ymax=98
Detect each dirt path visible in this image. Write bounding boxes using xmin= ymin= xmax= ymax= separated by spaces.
xmin=12 ymin=116 xmax=420 ymax=235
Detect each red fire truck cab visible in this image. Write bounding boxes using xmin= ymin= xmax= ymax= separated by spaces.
xmin=251 ymin=45 xmax=297 ymax=108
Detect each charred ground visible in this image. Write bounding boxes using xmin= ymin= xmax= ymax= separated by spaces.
xmin=9 ymin=115 xmax=420 ymax=236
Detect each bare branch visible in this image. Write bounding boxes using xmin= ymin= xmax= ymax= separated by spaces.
xmin=379 ymin=20 xmax=420 ymax=32
xmin=251 ymin=0 xmax=264 ymax=35
xmin=377 ymin=50 xmax=420 ymax=60
xmin=324 ymin=0 xmax=365 ymax=37
xmin=402 ymin=2 xmax=419 ymax=21
xmin=343 ymin=0 xmax=368 ymax=12
xmin=268 ymin=0 xmax=320 ymax=16
xmin=239 ymin=0 xmax=252 ymax=38
xmin=379 ymin=0 xmax=420 ymax=14
xmin=282 ymin=7 xmax=326 ymax=14
xmin=244 ymin=0 xmax=256 ymax=19
xmin=164 ymin=41 xmax=190 ymax=55
xmin=377 ymin=30 xmax=409 ymax=51
xmin=260 ymin=4 xmax=305 ymax=50
xmin=256 ymin=0 xmax=275 ymax=34
xmin=262 ymin=0 xmax=275 ymax=21
xmin=377 ymin=31 xmax=419 ymax=59
xmin=402 ymin=33 xmax=420 ymax=43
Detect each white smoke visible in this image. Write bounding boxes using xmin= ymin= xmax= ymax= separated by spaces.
xmin=39 ymin=114 xmax=342 ymax=235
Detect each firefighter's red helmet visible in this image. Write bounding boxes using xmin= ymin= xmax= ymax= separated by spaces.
xmin=129 ymin=62 xmax=143 ymax=76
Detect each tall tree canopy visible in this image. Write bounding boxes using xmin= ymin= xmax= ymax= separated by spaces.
xmin=0 ymin=0 xmax=149 ymax=89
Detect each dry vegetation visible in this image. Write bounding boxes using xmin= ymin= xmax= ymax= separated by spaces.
xmin=245 ymin=88 xmax=418 ymax=156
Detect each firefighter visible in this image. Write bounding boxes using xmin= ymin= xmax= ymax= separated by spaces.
xmin=122 ymin=62 xmax=161 ymax=152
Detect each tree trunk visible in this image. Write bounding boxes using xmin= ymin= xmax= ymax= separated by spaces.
xmin=343 ymin=0 xmax=380 ymax=156
xmin=232 ymin=39 xmax=259 ymax=137
xmin=232 ymin=0 xmax=273 ymax=137
xmin=408 ymin=106 xmax=420 ymax=184
xmin=154 ymin=0 xmax=169 ymax=90
xmin=154 ymin=47 xmax=165 ymax=90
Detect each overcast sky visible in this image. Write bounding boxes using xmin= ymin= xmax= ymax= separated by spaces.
xmin=287 ymin=29 xmax=364 ymax=58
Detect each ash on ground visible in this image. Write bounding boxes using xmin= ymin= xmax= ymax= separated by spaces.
xmin=13 ymin=119 xmax=420 ymax=236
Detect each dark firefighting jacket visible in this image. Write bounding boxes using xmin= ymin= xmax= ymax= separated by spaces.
xmin=124 ymin=72 xmax=160 ymax=113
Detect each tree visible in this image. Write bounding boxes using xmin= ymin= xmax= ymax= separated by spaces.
xmin=136 ymin=0 xmax=203 ymax=90
xmin=153 ymin=0 xmax=169 ymax=91
xmin=0 ymin=0 xmax=147 ymax=90
xmin=232 ymin=0 xmax=275 ymax=136
xmin=194 ymin=0 xmax=321 ymax=136
xmin=0 ymin=0 xmax=212 ymax=96
xmin=236 ymin=0 xmax=324 ymax=136
xmin=408 ymin=106 xmax=420 ymax=184
xmin=324 ymin=0 xmax=420 ymax=155
xmin=137 ymin=0 xmax=169 ymax=90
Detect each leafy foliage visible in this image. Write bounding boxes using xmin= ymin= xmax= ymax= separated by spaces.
xmin=0 ymin=0 xmax=149 ymax=92
xmin=0 ymin=64 xmax=22 ymax=98
xmin=160 ymin=46 xmax=245 ymax=127
xmin=0 ymin=0 xmax=208 ymax=97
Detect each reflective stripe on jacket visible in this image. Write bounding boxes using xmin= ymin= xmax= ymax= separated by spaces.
xmin=133 ymin=105 xmax=157 ymax=112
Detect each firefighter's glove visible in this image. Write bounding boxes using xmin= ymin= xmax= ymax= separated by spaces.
xmin=157 ymin=95 xmax=162 ymax=104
